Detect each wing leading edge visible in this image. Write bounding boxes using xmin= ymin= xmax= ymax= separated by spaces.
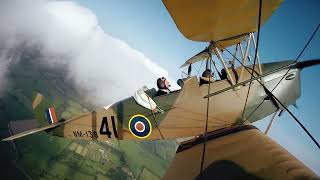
xmin=164 ymin=125 xmax=317 ymax=179
xmin=163 ymin=0 xmax=283 ymax=46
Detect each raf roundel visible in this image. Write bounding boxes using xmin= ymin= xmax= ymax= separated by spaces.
xmin=128 ymin=114 xmax=152 ymax=139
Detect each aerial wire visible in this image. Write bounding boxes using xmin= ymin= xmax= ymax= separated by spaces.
xmin=240 ymin=0 xmax=263 ymax=124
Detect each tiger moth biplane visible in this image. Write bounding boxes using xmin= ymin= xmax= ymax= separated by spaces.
xmin=3 ymin=0 xmax=320 ymax=179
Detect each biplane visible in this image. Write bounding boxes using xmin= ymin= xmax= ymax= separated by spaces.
xmin=3 ymin=0 xmax=320 ymax=179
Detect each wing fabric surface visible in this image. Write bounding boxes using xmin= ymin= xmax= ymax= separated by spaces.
xmin=163 ymin=0 xmax=283 ymax=46
xmin=180 ymin=48 xmax=211 ymax=68
xmin=164 ymin=125 xmax=317 ymax=179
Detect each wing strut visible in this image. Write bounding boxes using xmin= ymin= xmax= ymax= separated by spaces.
xmin=264 ymin=110 xmax=280 ymax=134
xmin=215 ymin=24 xmax=320 ymax=151
xmin=240 ymin=0 xmax=263 ymax=124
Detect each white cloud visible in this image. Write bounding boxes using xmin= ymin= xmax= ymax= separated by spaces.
xmin=0 ymin=0 xmax=172 ymax=105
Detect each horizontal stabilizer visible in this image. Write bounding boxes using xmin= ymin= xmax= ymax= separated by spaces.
xmin=2 ymin=116 xmax=77 ymax=141
xmin=2 ymin=123 xmax=62 ymax=141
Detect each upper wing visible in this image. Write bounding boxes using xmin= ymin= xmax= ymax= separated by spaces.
xmin=163 ymin=0 xmax=283 ymax=46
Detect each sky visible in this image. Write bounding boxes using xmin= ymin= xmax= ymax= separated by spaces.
xmin=0 ymin=0 xmax=319 ymax=176
xmin=0 ymin=0 xmax=173 ymax=106
xmin=74 ymin=0 xmax=320 ymax=174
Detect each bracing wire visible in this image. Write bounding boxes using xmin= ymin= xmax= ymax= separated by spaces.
xmin=192 ymin=3 xmax=320 ymax=176
xmin=270 ymin=94 xmax=320 ymax=149
xmin=270 ymin=23 xmax=320 ymax=93
xmin=216 ymin=46 xmax=320 ymax=151
xmin=215 ymin=26 xmax=320 ymax=151
xmin=240 ymin=0 xmax=263 ymax=123
xmin=218 ymin=23 xmax=319 ymax=120
xmin=234 ymin=23 xmax=319 ymax=123
xmin=195 ymin=60 xmax=205 ymax=77
xmin=199 ymin=56 xmax=212 ymax=178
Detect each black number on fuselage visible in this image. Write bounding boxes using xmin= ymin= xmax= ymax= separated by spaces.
xmin=111 ymin=116 xmax=118 ymax=138
xmin=100 ymin=117 xmax=112 ymax=138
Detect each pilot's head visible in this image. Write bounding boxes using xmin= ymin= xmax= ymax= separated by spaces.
xmin=157 ymin=77 xmax=170 ymax=89
xmin=202 ymin=69 xmax=213 ymax=79
xmin=200 ymin=69 xmax=214 ymax=84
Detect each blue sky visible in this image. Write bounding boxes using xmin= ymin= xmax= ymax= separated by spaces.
xmin=76 ymin=0 xmax=320 ymax=174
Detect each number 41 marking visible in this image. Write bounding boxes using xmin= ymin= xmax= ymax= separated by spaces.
xmin=99 ymin=116 xmax=118 ymax=138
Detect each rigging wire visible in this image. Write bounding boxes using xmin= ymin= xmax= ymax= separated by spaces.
xmin=199 ymin=56 xmax=212 ymax=178
xmin=195 ymin=60 xmax=205 ymax=77
xmin=212 ymin=61 xmax=219 ymax=80
xmin=238 ymin=23 xmax=319 ymax=122
xmin=270 ymin=93 xmax=320 ymax=149
xmin=217 ymin=43 xmax=320 ymax=151
xmin=200 ymin=1 xmax=265 ymax=173
xmin=240 ymin=0 xmax=263 ymax=124
xmin=270 ymin=23 xmax=320 ymax=93
xmin=216 ymin=44 xmax=320 ymax=151
xmin=211 ymin=58 xmax=223 ymax=79
xmin=185 ymin=2 xmax=319 ymax=175
xmin=215 ymin=27 xmax=320 ymax=151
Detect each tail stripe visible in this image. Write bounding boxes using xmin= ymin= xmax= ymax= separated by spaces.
xmin=45 ymin=107 xmax=58 ymax=124
xmin=45 ymin=109 xmax=51 ymax=124
xmin=50 ymin=107 xmax=58 ymax=123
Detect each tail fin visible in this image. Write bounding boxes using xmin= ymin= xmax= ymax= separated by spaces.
xmin=32 ymin=92 xmax=59 ymax=126
xmin=2 ymin=92 xmax=62 ymax=141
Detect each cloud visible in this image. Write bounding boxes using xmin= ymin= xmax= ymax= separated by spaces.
xmin=0 ymin=0 xmax=172 ymax=106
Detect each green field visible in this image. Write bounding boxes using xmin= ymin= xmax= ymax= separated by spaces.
xmin=0 ymin=55 xmax=177 ymax=179
xmin=119 ymin=140 xmax=176 ymax=178
xmin=139 ymin=167 xmax=162 ymax=180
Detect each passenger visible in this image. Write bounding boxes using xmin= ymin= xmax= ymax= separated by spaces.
xmin=199 ymin=69 xmax=214 ymax=86
xmin=221 ymin=68 xmax=228 ymax=80
xmin=156 ymin=77 xmax=171 ymax=96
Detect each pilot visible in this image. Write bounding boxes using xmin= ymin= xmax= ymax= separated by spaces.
xmin=199 ymin=69 xmax=214 ymax=86
xmin=220 ymin=68 xmax=228 ymax=80
xmin=156 ymin=77 xmax=171 ymax=96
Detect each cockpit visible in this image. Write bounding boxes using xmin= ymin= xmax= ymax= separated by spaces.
xmin=178 ymin=34 xmax=264 ymax=89
xmin=133 ymin=34 xmax=265 ymax=112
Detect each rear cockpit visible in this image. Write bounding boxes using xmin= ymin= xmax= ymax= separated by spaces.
xmin=179 ymin=33 xmax=263 ymax=87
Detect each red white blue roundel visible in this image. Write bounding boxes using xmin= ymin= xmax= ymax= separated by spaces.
xmin=128 ymin=114 xmax=152 ymax=139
